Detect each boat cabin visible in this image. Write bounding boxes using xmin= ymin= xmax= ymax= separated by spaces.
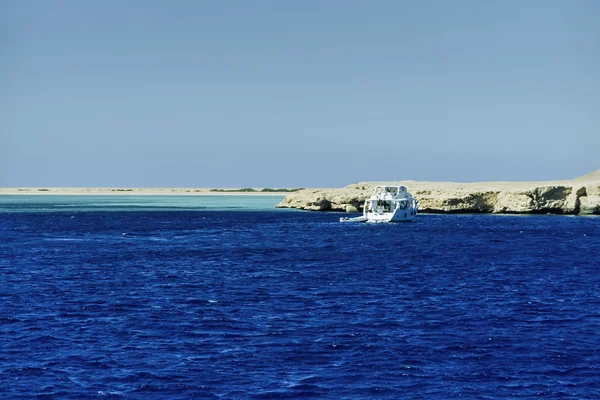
xmin=373 ymin=186 xmax=408 ymax=196
xmin=365 ymin=186 xmax=412 ymax=214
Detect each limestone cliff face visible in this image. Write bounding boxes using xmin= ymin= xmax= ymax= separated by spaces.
xmin=579 ymin=183 xmax=600 ymax=215
xmin=276 ymin=170 xmax=600 ymax=215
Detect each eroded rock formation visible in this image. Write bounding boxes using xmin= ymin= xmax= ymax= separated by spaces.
xmin=276 ymin=170 xmax=600 ymax=215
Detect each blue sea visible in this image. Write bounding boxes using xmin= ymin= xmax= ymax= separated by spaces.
xmin=1 ymin=195 xmax=599 ymax=399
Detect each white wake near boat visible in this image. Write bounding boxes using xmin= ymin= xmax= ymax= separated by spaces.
xmin=340 ymin=185 xmax=418 ymax=223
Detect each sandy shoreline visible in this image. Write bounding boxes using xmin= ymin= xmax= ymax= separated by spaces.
xmin=0 ymin=188 xmax=298 ymax=196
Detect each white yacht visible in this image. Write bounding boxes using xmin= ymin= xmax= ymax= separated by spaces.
xmin=340 ymin=185 xmax=418 ymax=223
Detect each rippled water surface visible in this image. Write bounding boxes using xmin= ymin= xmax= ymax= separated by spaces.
xmin=1 ymin=207 xmax=599 ymax=399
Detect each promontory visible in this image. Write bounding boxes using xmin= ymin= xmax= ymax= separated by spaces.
xmin=276 ymin=169 xmax=600 ymax=215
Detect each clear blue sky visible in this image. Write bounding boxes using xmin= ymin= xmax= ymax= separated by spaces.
xmin=2 ymin=0 xmax=599 ymax=187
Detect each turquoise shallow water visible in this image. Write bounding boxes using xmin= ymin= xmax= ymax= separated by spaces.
xmin=0 ymin=195 xmax=286 ymax=213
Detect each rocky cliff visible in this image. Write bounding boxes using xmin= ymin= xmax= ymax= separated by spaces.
xmin=276 ymin=170 xmax=600 ymax=215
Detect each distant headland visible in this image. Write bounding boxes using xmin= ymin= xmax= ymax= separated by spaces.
xmin=276 ymin=169 xmax=600 ymax=215
xmin=2 ymin=170 xmax=599 ymax=215
xmin=0 ymin=188 xmax=297 ymax=196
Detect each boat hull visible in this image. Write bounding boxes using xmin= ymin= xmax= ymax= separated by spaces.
xmin=365 ymin=208 xmax=417 ymax=222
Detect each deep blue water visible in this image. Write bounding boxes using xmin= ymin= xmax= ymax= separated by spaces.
xmin=1 ymin=208 xmax=600 ymax=399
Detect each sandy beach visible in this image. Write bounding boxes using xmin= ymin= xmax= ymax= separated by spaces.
xmin=0 ymin=188 xmax=299 ymax=196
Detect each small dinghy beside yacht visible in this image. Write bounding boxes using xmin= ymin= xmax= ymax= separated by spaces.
xmin=340 ymin=185 xmax=418 ymax=223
